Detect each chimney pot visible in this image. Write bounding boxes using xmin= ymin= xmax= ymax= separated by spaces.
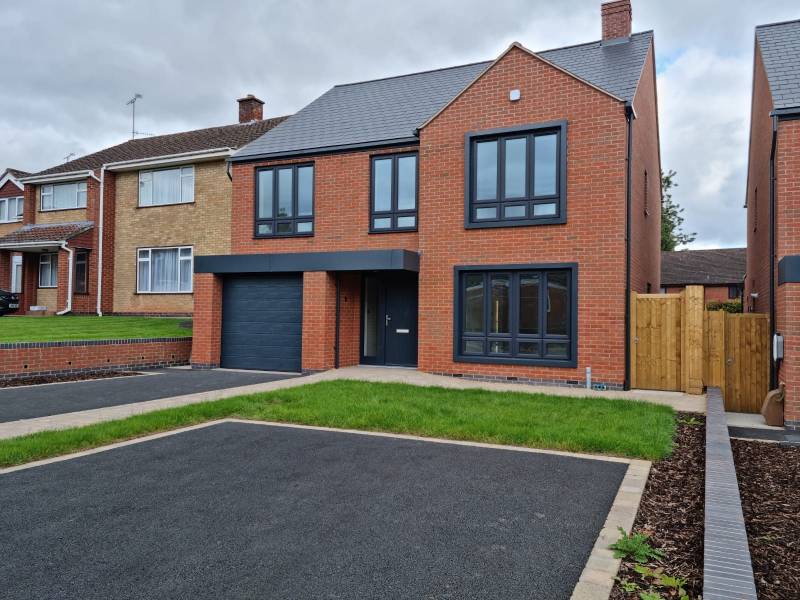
xmin=237 ymin=94 xmax=265 ymax=123
xmin=601 ymin=0 xmax=632 ymax=41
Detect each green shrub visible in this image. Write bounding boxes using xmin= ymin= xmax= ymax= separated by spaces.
xmin=610 ymin=528 xmax=665 ymax=563
xmin=706 ymin=300 xmax=742 ymax=313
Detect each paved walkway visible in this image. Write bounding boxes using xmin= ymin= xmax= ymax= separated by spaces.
xmin=0 ymin=366 xmax=705 ymax=440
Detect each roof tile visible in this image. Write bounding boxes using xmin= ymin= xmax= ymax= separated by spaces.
xmin=756 ymin=20 xmax=800 ymax=110
xmin=0 ymin=222 xmax=94 ymax=246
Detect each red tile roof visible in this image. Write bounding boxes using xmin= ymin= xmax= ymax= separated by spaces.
xmin=661 ymin=248 xmax=746 ymax=286
xmin=0 ymin=221 xmax=94 ymax=246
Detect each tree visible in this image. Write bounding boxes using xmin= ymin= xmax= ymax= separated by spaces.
xmin=661 ymin=169 xmax=696 ymax=251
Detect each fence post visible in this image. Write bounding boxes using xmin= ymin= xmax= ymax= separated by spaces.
xmin=682 ymin=285 xmax=705 ymax=394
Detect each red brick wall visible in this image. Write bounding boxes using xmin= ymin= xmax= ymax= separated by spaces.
xmin=417 ymin=45 xmax=630 ymax=386
xmin=629 ymin=42 xmax=662 ymax=294
xmin=775 ymin=119 xmax=800 ymax=428
xmin=602 ymin=0 xmax=632 ymax=40
xmin=190 ymin=272 xmax=223 ymax=367
xmin=745 ymin=43 xmax=774 ymax=314
xmin=662 ymin=284 xmax=737 ymax=303
xmin=0 ymin=338 xmax=191 ymax=381
xmin=0 ymin=250 xmax=9 ymax=291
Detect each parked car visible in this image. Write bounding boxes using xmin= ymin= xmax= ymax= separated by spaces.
xmin=0 ymin=289 xmax=19 ymax=316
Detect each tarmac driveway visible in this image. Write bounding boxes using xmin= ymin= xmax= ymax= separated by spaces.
xmin=0 ymin=421 xmax=627 ymax=599
xmin=0 ymin=368 xmax=300 ymax=423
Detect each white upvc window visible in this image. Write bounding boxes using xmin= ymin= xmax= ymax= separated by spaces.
xmin=0 ymin=196 xmax=23 ymax=222
xmin=40 ymin=182 xmax=87 ymax=211
xmin=137 ymin=246 xmax=193 ymax=293
xmin=138 ymin=166 xmax=195 ymax=206
xmin=38 ymin=253 xmax=58 ymax=288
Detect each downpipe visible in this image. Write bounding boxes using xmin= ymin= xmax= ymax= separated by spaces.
xmin=56 ymin=242 xmax=74 ymax=315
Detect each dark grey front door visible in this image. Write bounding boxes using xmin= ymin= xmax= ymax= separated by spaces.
xmin=361 ymin=272 xmax=418 ymax=367
xmin=221 ymin=274 xmax=303 ymax=372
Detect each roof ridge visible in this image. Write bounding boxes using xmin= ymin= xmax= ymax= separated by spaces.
xmin=125 ymin=115 xmax=289 ymax=144
xmin=756 ymin=18 xmax=800 ymax=30
xmin=537 ymin=29 xmax=652 ymax=55
xmin=333 ymin=60 xmax=492 ymax=89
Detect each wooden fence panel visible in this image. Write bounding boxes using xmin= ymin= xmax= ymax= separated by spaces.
xmin=705 ymin=310 xmax=725 ymax=392
xmin=724 ymin=313 xmax=770 ymax=413
xmin=631 ymin=293 xmax=682 ymax=391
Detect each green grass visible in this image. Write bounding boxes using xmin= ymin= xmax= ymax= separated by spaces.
xmin=0 ymin=380 xmax=676 ymax=468
xmin=0 ymin=316 xmax=191 ymax=342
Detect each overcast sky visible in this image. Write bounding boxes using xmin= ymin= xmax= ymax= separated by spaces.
xmin=2 ymin=1 xmax=797 ymax=248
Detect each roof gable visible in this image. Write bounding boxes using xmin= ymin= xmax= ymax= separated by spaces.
xmin=233 ymin=31 xmax=653 ymax=161
xmin=756 ymin=19 xmax=800 ymax=110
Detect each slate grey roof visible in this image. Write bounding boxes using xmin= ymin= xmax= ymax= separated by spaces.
xmin=756 ymin=19 xmax=800 ymax=110
xmin=233 ymin=31 xmax=653 ymax=161
xmin=661 ymin=248 xmax=746 ymax=287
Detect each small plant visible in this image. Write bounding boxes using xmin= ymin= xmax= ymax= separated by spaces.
xmin=706 ymin=300 xmax=743 ymax=313
xmin=616 ymin=577 xmax=640 ymax=593
xmin=639 ymin=591 xmax=663 ymax=600
xmin=677 ymin=416 xmax=701 ymax=426
xmin=633 ymin=564 xmax=689 ymax=600
xmin=610 ymin=528 xmax=665 ymax=563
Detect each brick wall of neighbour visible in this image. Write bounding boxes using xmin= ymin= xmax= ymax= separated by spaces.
xmin=417 ymin=45 xmax=630 ymax=387
xmin=744 ymin=44 xmax=774 ymax=315
xmin=662 ymin=285 xmax=737 ymax=304
xmin=189 ymin=272 xmax=223 ymax=368
xmin=775 ymin=118 xmax=800 ymax=429
xmin=0 ymin=337 xmax=192 ymax=381
xmin=629 ymin=42 xmax=662 ymax=294
xmin=0 ymin=180 xmax=24 ymax=238
xmin=112 ymin=161 xmax=232 ymax=314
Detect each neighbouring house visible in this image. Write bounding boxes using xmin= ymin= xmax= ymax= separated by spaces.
xmin=0 ymin=96 xmax=285 ymax=316
xmin=661 ymin=248 xmax=746 ymax=303
xmin=0 ymin=168 xmax=30 ymax=311
xmin=191 ymin=0 xmax=662 ymax=390
xmin=744 ymin=18 xmax=800 ymax=431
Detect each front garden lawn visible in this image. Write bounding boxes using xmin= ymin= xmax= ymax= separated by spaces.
xmin=0 ymin=316 xmax=191 ymax=342
xmin=0 ymin=380 xmax=676 ymax=467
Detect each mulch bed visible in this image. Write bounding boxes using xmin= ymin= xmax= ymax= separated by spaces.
xmin=0 ymin=371 xmax=137 ymax=388
xmin=733 ymin=439 xmax=800 ymax=600
xmin=611 ymin=414 xmax=705 ymax=599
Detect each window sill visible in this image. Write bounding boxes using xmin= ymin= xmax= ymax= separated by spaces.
xmin=39 ymin=207 xmax=87 ymax=213
xmin=135 ymin=291 xmax=193 ymax=295
xmin=465 ymin=215 xmax=566 ymax=229
xmin=369 ymin=228 xmax=418 ymax=234
xmin=253 ymin=232 xmax=315 ymax=240
xmin=0 ymin=220 xmax=23 ymax=224
xmin=454 ymin=354 xmax=576 ymax=369
xmin=137 ymin=201 xmax=195 ymax=209
xmin=37 ymin=286 xmax=58 ymax=290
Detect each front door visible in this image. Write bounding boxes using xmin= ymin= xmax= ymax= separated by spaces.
xmin=361 ymin=272 xmax=418 ymax=367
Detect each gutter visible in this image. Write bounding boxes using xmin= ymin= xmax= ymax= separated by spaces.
xmin=56 ymin=242 xmax=74 ymax=315
xmin=623 ymin=102 xmax=636 ymax=391
xmin=19 ymin=170 xmax=100 ymax=185
xmin=103 ymin=148 xmax=233 ymax=172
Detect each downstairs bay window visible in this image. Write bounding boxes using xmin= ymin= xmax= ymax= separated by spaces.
xmin=454 ymin=264 xmax=577 ymax=367
xmin=137 ymin=246 xmax=193 ymax=293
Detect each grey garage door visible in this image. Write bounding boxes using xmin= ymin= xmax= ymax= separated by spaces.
xmin=221 ymin=274 xmax=303 ymax=372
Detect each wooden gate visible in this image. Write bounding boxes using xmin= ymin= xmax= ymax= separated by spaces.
xmin=631 ymin=286 xmax=770 ymax=411
xmin=705 ymin=311 xmax=770 ymax=413
xmin=630 ymin=294 xmax=682 ymax=391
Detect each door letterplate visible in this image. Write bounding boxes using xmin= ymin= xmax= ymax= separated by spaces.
xmin=396 ymin=328 xmax=410 ymax=334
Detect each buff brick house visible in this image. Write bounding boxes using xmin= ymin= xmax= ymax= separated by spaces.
xmin=191 ymin=0 xmax=662 ymax=390
xmin=744 ymin=19 xmax=800 ymax=431
xmin=0 ymin=97 xmax=285 ymax=316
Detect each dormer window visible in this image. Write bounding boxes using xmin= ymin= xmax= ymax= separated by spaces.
xmin=139 ymin=166 xmax=195 ymax=206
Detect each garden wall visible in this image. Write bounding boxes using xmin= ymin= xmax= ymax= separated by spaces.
xmin=0 ymin=337 xmax=192 ymax=381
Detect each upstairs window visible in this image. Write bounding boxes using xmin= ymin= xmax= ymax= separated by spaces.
xmin=0 ymin=196 xmax=22 ymax=222
xmin=255 ymin=164 xmax=314 ymax=237
xmin=370 ymin=153 xmax=418 ymax=232
xmin=465 ymin=121 xmax=566 ymax=228
xmin=139 ymin=166 xmax=195 ymax=206
xmin=41 ymin=181 xmax=87 ymax=211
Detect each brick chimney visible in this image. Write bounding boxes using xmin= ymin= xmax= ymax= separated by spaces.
xmin=602 ymin=0 xmax=632 ymax=41
xmin=237 ymin=94 xmax=264 ymax=123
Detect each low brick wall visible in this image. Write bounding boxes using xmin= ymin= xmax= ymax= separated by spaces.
xmin=0 ymin=337 xmax=192 ymax=381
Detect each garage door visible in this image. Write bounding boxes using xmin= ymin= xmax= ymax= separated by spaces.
xmin=221 ymin=274 xmax=303 ymax=372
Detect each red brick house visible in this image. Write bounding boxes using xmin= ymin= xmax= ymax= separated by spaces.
xmin=191 ymin=0 xmax=662 ymax=390
xmin=661 ymin=248 xmax=745 ymax=303
xmin=0 ymin=98 xmax=284 ymax=316
xmin=0 ymin=169 xmax=28 ymax=309
xmin=744 ymin=18 xmax=800 ymax=431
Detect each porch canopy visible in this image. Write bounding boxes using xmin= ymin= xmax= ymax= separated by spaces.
xmin=194 ymin=249 xmax=420 ymax=274
xmin=0 ymin=221 xmax=94 ymax=252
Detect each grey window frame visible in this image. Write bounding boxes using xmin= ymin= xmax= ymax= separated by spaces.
xmin=453 ymin=263 xmax=578 ymax=367
xmin=369 ymin=152 xmax=418 ymax=233
xmin=464 ymin=121 xmax=567 ymax=229
xmin=254 ymin=163 xmax=315 ymax=238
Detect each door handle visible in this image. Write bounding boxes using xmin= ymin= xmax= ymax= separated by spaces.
xmin=385 ymin=314 xmax=392 ymax=327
